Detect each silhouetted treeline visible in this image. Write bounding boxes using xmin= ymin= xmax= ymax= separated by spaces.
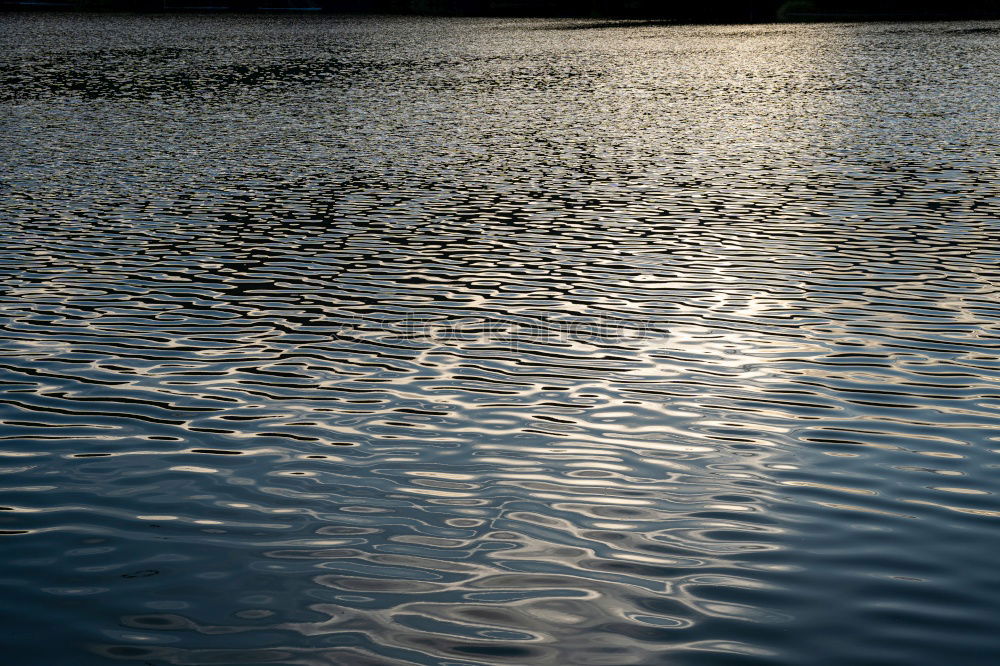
xmin=4 ymin=0 xmax=998 ymax=21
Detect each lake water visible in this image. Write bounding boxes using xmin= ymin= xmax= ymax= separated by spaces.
xmin=2 ymin=12 xmax=999 ymax=666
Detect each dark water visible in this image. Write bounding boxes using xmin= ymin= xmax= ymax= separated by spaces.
xmin=2 ymin=13 xmax=1000 ymax=666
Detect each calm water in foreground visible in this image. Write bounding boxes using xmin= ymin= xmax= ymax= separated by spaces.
xmin=2 ymin=13 xmax=1000 ymax=666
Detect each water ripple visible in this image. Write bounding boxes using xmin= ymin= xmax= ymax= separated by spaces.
xmin=2 ymin=13 xmax=1000 ymax=666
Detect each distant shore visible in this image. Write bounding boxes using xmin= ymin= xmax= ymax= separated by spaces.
xmin=3 ymin=0 xmax=999 ymax=23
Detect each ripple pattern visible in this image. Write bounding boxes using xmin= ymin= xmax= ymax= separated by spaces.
xmin=2 ymin=14 xmax=1000 ymax=666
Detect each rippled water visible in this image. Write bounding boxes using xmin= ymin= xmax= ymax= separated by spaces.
xmin=2 ymin=13 xmax=1000 ymax=665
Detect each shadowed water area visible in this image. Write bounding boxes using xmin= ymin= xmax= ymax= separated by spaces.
xmin=2 ymin=13 xmax=1000 ymax=666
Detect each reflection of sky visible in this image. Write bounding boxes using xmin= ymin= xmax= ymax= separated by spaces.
xmin=3 ymin=15 xmax=1000 ymax=666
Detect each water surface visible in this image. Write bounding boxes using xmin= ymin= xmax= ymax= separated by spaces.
xmin=2 ymin=13 xmax=1000 ymax=666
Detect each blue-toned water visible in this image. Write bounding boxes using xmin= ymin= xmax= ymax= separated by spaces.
xmin=1 ymin=12 xmax=999 ymax=665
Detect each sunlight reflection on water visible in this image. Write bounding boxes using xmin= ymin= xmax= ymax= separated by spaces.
xmin=1 ymin=13 xmax=1000 ymax=666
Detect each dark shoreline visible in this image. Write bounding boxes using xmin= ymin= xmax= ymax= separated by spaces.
xmin=3 ymin=1 xmax=999 ymax=23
